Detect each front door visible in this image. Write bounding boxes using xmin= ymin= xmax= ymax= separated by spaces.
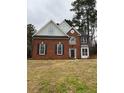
xmin=69 ymin=48 xmax=76 ymax=58
xmin=71 ymin=49 xmax=75 ymax=58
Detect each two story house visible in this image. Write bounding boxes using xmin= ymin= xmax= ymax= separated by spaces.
xmin=32 ymin=20 xmax=89 ymax=59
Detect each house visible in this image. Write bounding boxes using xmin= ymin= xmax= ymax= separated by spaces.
xmin=32 ymin=20 xmax=89 ymax=59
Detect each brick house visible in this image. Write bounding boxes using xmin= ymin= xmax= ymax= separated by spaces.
xmin=32 ymin=20 xmax=89 ymax=59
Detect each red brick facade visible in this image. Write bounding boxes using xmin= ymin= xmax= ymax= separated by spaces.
xmin=31 ymin=20 xmax=90 ymax=59
xmin=32 ymin=29 xmax=81 ymax=60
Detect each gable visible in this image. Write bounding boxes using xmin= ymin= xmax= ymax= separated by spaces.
xmin=34 ymin=20 xmax=68 ymax=37
xmin=67 ymin=28 xmax=81 ymax=36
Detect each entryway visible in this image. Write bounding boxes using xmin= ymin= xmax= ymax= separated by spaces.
xmin=81 ymin=45 xmax=89 ymax=58
xmin=69 ymin=48 xmax=76 ymax=59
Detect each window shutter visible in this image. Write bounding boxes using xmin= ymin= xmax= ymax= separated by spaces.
xmin=37 ymin=43 xmax=39 ymax=55
xmin=55 ymin=44 xmax=57 ymax=55
xmin=45 ymin=44 xmax=47 ymax=55
xmin=62 ymin=44 xmax=64 ymax=55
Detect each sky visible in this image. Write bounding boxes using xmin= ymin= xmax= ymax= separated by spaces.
xmin=27 ymin=0 xmax=75 ymax=30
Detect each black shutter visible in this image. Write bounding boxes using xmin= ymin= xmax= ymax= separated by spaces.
xmin=37 ymin=43 xmax=39 ymax=55
xmin=45 ymin=44 xmax=47 ymax=55
xmin=55 ymin=44 xmax=57 ymax=55
xmin=62 ymin=44 xmax=64 ymax=55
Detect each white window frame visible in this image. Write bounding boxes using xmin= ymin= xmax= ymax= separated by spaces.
xmin=81 ymin=45 xmax=89 ymax=58
xmin=81 ymin=37 xmax=87 ymax=43
xmin=57 ymin=43 xmax=63 ymax=55
xmin=69 ymin=36 xmax=76 ymax=45
xmin=82 ymin=48 xmax=88 ymax=56
xmin=39 ymin=43 xmax=46 ymax=55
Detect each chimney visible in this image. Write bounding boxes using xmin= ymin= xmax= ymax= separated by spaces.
xmin=56 ymin=23 xmax=59 ymax=25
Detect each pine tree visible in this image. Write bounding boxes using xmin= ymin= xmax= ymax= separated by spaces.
xmin=27 ymin=24 xmax=36 ymax=58
xmin=71 ymin=0 xmax=97 ymax=44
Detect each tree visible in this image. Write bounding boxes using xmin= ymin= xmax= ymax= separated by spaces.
xmin=27 ymin=24 xmax=36 ymax=58
xmin=70 ymin=0 xmax=97 ymax=45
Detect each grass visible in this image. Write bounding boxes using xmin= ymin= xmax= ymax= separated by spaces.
xmin=27 ymin=59 xmax=97 ymax=93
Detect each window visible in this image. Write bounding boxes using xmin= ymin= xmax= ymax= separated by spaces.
xmin=81 ymin=45 xmax=89 ymax=58
xmin=70 ymin=30 xmax=75 ymax=34
xmin=82 ymin=49 xmax=88 ymax=56
xmin=39 ymin=42 xmax=46 ymax=55
xmin=69 ymin=37 xmax=76 ymax=45
xmin=57 ymin=42 xmax=63 ymax=55
xmin=81 ymin=37 xmax=87 ymax=43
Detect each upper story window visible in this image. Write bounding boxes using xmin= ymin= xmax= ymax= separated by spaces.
xmin=81 ymin=37 xmax=87 ymax=43
xmin=39 ymin=42 xmax=46 ymax=55
xmin=69 ymin=37 xmax=76 ymax=45
xmin=57 ymin=42 xmax=64 ymax=55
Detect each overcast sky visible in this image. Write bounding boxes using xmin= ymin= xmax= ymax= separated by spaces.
xmin=27 ymin=0 xmax=75 ymax=30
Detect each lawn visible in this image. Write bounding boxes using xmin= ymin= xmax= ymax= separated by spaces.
xmin=27 ymin=59 xmax=97 ymax=93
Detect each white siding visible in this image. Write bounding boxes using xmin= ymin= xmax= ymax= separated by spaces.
xmin=35 ymin=20 xmax=67 ymax=36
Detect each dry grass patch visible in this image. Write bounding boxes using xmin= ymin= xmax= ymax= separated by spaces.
xmin=28 ymin=59 xmax=96 ymax=93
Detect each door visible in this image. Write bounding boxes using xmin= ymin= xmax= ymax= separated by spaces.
xmin=69 ymin=48 xmax=76 ymax=58
xmin=81 ymin=46 xmax=89 ymax=58
xmin=71 ymin=49 xmax=75 ymax=58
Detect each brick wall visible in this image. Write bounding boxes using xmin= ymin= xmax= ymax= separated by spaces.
xmin=32 ymin=37 xmax=81 ymax=60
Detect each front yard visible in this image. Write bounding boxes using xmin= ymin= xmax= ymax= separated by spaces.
xmin=27 ymin=59 xmax=97 ymax=93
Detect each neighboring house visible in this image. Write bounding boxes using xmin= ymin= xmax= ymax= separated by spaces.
xmin=32 ymin=20 xmax=89 ymax=59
